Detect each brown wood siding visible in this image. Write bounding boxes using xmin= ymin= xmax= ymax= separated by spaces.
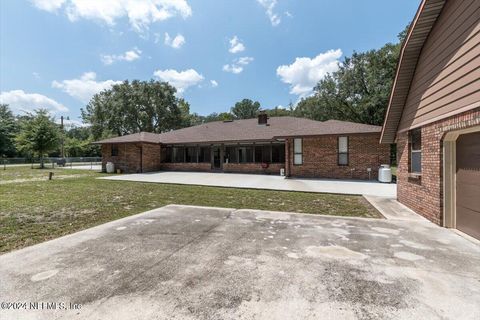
xmin=398 ymin=0 xmax=480 ymax=132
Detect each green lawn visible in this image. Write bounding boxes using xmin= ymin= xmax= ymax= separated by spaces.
xmin=0 ymin=167 xmax=380 ymax=253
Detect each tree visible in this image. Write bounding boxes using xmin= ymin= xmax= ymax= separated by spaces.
xmin=231 ymin=99 xmax=261 ymax=119
xmin=265 ymin=105 xmax=293 ymax=117
xmin=16 ymin=109 xmax=60 ymax=168
xmin=295 ymin=27 xmax=407 ymax=125
xmin=0 ymin=104 xmax=17 ymax=157
xmin=81 ymin=80 xmax=186 ymax=139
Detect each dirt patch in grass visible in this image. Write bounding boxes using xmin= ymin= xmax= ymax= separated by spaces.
xmin=0 ymin=168 xmax=380 ymax=253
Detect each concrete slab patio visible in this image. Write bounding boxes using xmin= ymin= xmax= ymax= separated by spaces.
xmin=100 ymin=171 xmax=397 ymax=197
xmin=1 ymin=205 xmax=479 ymax=320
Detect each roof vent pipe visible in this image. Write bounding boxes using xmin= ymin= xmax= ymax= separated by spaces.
xmin=258 ymin=111 xmax=268 ymax=125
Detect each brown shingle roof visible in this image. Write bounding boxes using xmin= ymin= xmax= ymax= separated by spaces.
xmin=93 ymin=117 xmax=382 ymax=145
xmin=92 ymin=132 xmax=161 ymax=144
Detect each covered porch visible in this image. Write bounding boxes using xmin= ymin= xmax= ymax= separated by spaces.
xmin=160 ymin=141 xmax=286 ymax=175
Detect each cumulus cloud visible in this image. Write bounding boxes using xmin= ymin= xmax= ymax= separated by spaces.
xmin=0 ymin=90 xmax=68 ymax=114
xmin=31 ymin=0 xmax=65 ymax=12
xmin=228 ymin=36 xmax=245 ymax=54
xmin=31 ymin=0 xmax=192 ymax=32
xmin=101 ymin=47 xmax=141 ymax=65
xmin=164 ymin=32 xmax=185 ymax=49
xmin=223 ymin=57 xmax=254 ymax=74
xmin=52 ymin=72 xmax=121 ymax=103
xmin=276 ymin=49 xmax=342 ymax=96
xmin=210 ymin=80 xmax=218 ymax=87
xmin=257 ymin=0 xmax=280 ymax=26
xmin=153 ymin=68 xmax=204 ymax=94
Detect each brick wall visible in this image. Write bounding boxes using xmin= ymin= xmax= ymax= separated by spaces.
xmin=223 ymin=163 xmax=284 ymax=175
xmin=160 ymin=162 xmax=212 ymax=171
xmin=286 ymin=133 xmax=390 ymax=180
xmin=101 ymin=143 xmax=161 ymax=173
xmin=397 ymin=108 xmax=480 ymax=225
xmin=141 ymin=143 xmax=162 ymax=173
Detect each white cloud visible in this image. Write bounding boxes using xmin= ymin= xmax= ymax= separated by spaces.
xmin=223 ymin=56 xmax=254 ymax=74
xmin=101 ymin=47 xmax=141 ymax=65
xmin=31 ymin=0 xmax=65 ymax=12
xmin=228 ymin=36 xmax=245 ymax=54
xmin=0 ymin=90 xmax=68 ymax=114
xmin=210 ymin=80 xmax=218 ymax=87
xmin=32 ymin=72 xmax=41 ymax=79
xmin=164 ymin=32 xmax=185 ymax=49
xmin=52 ymin=72 xmax=121 ymax=103
xmin=32 ymin=0 xmax=192 ymax=33
xmin=257 ymin=0 xmax=280 ymax=26
xmin=153 ymin=68 xmax=204 ymax=93
xmin=276 ymin=49 xmax=342 ymax=96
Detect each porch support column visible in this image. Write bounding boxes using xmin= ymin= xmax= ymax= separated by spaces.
xmin=285 ymin=138 xmax=290 ymax=177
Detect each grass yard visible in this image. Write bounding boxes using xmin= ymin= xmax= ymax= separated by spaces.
xmin=0 ymin=167 xmax=380 ymax=253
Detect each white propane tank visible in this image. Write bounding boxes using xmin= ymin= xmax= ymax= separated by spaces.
xmin=106 ymin=162 xmax=115 ymax=173
xmin=280 ymin=168 xmax=285 ymax=176
xmin=378 ymin=164 xmax=392 ymax=183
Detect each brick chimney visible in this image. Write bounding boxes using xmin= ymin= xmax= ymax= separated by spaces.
xmin=258 ymin=110 xmax=268 ymax=125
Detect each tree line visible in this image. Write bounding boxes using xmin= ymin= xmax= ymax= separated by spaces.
xmin=0 ymin=105 xmax=100 ymax=167
xmin=1 ymin=26 xmax=406 ymax=161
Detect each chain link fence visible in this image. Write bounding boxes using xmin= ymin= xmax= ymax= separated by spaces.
xmin=1 ymin=157 xmax=102 ymax=170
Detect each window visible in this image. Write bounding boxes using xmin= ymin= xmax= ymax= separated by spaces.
xmin=173 ymin=147 xmax=185 ymax=163
xmin=224 ymin=146 xmax=238 ymax=163
xmin=111 ymin=144 xmax=119 ymax=157
xmin=164 ymin=147 xmax=172 ymax=163
xmin=410 ymin=128 xmax=421 ymax=173
xmin=185 ymin=147 xmax=197 ymax=163
xmin=272 ymin=144 xmax=285 ymax=163
xmin=238 ymin=147 xmax=253 ymax=163
xmin=254 ymin=145 xmax=272 ymax=163
xmin=254 ymin=146 xmax=263 ymax=163
xmin=294 ymin=138 xmax=302 ymax=165
xmin=338 ymin=136 xmax=348 ymax=165
xmin=199 ymin=146 xmax=211 ymax=163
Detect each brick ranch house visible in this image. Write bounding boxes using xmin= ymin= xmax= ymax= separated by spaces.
xmin=94 ymin=115 xmax=390 ymax=180
xmin=381 ymin=0 xmax=480 ymax=239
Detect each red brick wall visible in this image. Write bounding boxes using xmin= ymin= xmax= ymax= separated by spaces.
xmin=396 ymin=108 xmax=480 ymax=225
xmin=160 ymin=162 xmax=212 ymax=172
xmin=141 ymin=144 xmax=161 ymax=173
xmin=223 ymin=163 xmax=284 ymax=175
xmin=286 ymin=133 xmax=390 ymax=180
xmin=101 ymin=143 xmax=161 ymax=173
xmin=159 ymin=162 xmax=284 ymax=174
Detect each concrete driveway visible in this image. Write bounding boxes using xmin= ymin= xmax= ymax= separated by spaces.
xmin=100 ymin=171 xmax=396 ymax=197
xmin=1 ymin=205 xmax=479 ymax=320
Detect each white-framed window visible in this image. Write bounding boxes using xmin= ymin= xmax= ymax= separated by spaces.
xmin=409 ymin=128 xmax=421 ymax=173
xmin=294 ymin=138 xmax=302 ymax=165
xmin=338 ymin=136 xmax=348 ymax=165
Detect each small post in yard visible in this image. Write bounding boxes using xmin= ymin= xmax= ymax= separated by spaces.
xmin=48 ymin=172 xmax=54 ymax=180
xmin=60 ymin=116 xmax=65 ymax=159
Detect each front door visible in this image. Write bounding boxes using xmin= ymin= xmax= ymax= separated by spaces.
xmin=456 ymin=131 xmax=480 ymax=240
xmin=212 ymin=146 xmax=221 ymax=170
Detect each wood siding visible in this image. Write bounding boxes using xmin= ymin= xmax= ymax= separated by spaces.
xmin=398 ymin=0 xmax=480 ymax=132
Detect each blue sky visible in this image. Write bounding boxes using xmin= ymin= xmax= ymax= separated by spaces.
xmin=0 ymin=0 xmax=419 ymax=126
